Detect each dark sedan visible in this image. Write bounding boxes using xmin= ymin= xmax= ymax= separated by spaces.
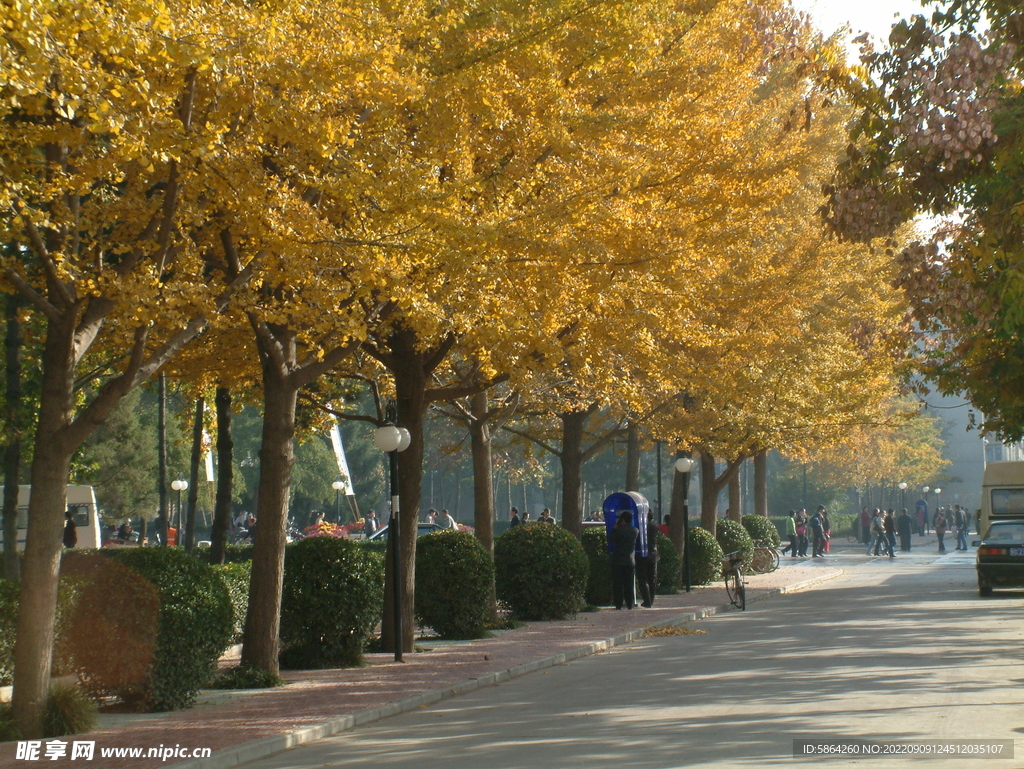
xmin=974 ymin=521 xmax=1024 ymax=595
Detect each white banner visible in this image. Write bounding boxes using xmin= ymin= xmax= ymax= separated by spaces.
xmin=330 ymin=422 xmax=355 ymax=495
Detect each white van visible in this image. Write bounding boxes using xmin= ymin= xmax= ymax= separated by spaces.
xmin=0 ymin=485 xmax=102 ymax=550
xmin=979 ymin=462 xmax=1024 ymax=536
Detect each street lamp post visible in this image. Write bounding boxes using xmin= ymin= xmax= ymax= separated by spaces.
xmin=375 ymin=420 xmax=411 ymax=662
xmin=171 ymin=478 xmax=188 ymax=545
xmin=934 ymin=487 xmax=942 ymax=511
xmin=675 ymin=456 xmax=696 ymax=593
xmin=332 ymin=479 xmax=344 ymax=523
xmin=898 ymin=481 xmax=908 ymax=510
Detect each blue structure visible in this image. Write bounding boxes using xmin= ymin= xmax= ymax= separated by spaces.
xmin=602 ymin=491 xmax=650 ymax=558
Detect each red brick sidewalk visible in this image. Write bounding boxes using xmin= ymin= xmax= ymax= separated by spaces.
xmin=0 ymin=563 xmax=842 ymax=769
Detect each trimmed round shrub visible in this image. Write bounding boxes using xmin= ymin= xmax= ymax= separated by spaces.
xmin=686 ymin=527 xmax=723 ymax=585
xmin=656 ymin=533 xmax=680 ymax=594
xmin=716 ymin=518 xmax=754 ymax=572
xmin=581 ymin=527 xmax=612 ymax=606
xmin=742 ymin=514 xmax=781 ymax=548
xmin=279 ymin=536 xmax=384 ymax=669
xmin=0 ymin=574 xmax=79 ymax=687
xmin=495 ymin=523 xmax=588 ymax=620
xmin=415 ymin=530 xmax=494 ymax=639
xmin=110 ymin=548 xmax=232 ymax=711
xmin=214 ymin=561 xmax=252 ymax=643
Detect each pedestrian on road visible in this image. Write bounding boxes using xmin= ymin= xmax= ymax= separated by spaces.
xmin=954 ymin=506 xmax=969 ymax=550
xmin=636 ymin=512 xmax=659 ymax=608
xmin=781 ymin=511 xmax=798 ymax=557
xmin=897 ymin=508 xmax=913 ymax=551
xmin=883 ymin=510 xmax=897 ymax=558
xmin=659 ymin=514 xmax=670 ymax=537
xmin=810 ymin=506 xmax=827 ymax=558
xmin=795 ymin=509 xmax=808 ymax=557
xmin=822 ymin=508 xmax=832 ymax=553
xmin=935 ymin=511 xmax=948 ymax=552
xmin=867 ymin=509 xmax=885 ymax=556
xmin=609 ymin=511 xmax=639 ymax=610
xmin=860 ymin=506 xmax=872 ymax=545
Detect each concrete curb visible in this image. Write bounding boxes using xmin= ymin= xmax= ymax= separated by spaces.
xmin=170 ymin=569 xmax=845 ymax=769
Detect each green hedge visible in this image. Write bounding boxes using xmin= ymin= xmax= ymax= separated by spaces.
xmin=716 ymin=519 xmax=754 ymax=572
xmin=581 ymin=527 xmax=612 ymax=606
xmin=656 ymin=533 xmax=681 ymax=594
xmin=415 ymin=530 xmax=494 ymax=639
xmin=687 ymin=527 xmax=724 ymax=585
xmin=742 ymin=515 xmax=781 ymax=547
xmin=0 ymin=577 xmax=77 ymax=687
xmin=214 ymin=561 xmax=251 ymax=643
xmin=68 ymin=548 xmax=233 ymax=712
xmin=280 ymin=536 xmax=384 ymax=669
xmin=495 ymin=523 xmax=588 ymax=620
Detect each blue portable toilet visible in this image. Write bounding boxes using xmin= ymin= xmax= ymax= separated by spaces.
xmin=602 ymin=491 xmax=650 ymax=558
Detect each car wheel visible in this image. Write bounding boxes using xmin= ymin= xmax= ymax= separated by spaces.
xmin=978 ymin=578 xmax=993 ymax=597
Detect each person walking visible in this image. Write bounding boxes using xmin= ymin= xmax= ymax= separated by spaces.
xmin=781 ymin=511 xmax=798 ymax=557
xmin=897 ymin=508 xmax=913 ymax=551
xmin=867 ymin=508 xmax=885 ymax=556
xmin=954 ymin=506 xmax=969 ymax=550
xmin=609 ymin=511 xmax=639 ymax=610
xmin=935 ymin=510 xmax=948 ymax=552
xmin=810 ymin=506 xmax=826 ymax=558
xmin=821 ymin=508 xmax=832 ymax=553
xmin=795 ymin=509 xmax=808 ymax=557
xmin=635 ymin=512 xmax=659 ymax=608
xmin=538 ymin=508 xmax=555 ymax=524
xmin=860 ymin=506 xmax=872 ymax=545
xmin=509 ymin=507 xmax=521 ymax=528
xmin=883 ymin=509 xmax=897 ymax=558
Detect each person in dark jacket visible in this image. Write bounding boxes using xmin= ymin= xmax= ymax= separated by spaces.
xmin=897 ymin=508 xmax=913 ymax=551
xmin=62 ymin=511 xmax=77 ymax=548
xmin=609 ymin=511 xmax=639 ymax=610
xmin=635 ymin=513 xmax=659 ymax=608
xmin=509 ymin=507 xmax=521 ymax=528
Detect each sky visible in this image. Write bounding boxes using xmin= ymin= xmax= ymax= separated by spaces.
xmin=791 ymin=0 xmax=935 ymax=52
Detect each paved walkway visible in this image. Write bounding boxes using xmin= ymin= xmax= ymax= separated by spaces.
xmin=0 ymin=561 xmax=844 ymax=769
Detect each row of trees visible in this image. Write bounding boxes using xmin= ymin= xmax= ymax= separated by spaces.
xmin=0 ymin=0 xmax=941 ymax=735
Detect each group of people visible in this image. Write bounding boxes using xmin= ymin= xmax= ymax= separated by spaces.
xmin=781 ymin=506 xmax=832 ymax=558
xmin=508 ymin=507 xmax=556 ymax=527
xmin=858 ymin=503 xmax=973 ymax=554
xmin=424 ymin=508 xmax=458 ymax=529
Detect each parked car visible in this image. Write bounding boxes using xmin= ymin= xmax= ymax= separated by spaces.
xmin=367 ymin=522 xmax=442 ymax=541
xmin=974 ymin=521 xmax=1024 ymax=595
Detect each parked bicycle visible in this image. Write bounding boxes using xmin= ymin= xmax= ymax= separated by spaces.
xmin=748 ymin=540 xmax=780 ymax=574
xmin=722 ymin=550 xmax=746 ymax=611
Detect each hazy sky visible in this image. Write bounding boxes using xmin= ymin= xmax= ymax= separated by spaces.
xmin=792 ymin=0 xmax=934 ymax=49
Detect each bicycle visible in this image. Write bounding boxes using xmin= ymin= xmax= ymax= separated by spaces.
xmin=722 ymin=550 xmax=746 ymax=611
xmin=749 ymin=540 xmax=780 ymax=574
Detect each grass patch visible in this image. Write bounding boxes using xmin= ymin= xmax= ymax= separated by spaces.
xmin=209 ymin=664 xmax=284 ymax=690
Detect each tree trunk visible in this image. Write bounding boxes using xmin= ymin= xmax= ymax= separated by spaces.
xmin=754 ymin=449 xmax=768 ymax=517
xmin=559 ymin=410 xmax=587 ymax=538
xmin=667 ymin=449 xmax=690 ymax=557
xmin=157 ymin=373 xmax=169 ymax=545
xmin=184 ymin=397 xmax=203 ymax=551
xmin=11 ymin=315 xmax=76 ymax=737
xmin=209 ymin=387 xmax=233 ymax=564
xmin=624 ymin=422 xmax=641 ymax=492
xmin=700 ymin=452 xmax=719 ymax=535
xmin=728 ymin=467 xmax=741 ymax=521
xmin=469 ymin=393 xmax=494 ymax=556
xmin=3 ymin=295 xmax=22 ymax=581
xmin=240 ymin=365 xmax=298 ymax=675
xmin=381 ymin=329 xmax=427 ymax=655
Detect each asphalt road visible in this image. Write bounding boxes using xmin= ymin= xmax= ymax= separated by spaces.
xmin=236 ymin=547 xmax=1024 ymax=768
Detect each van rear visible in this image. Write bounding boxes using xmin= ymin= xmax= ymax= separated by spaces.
xmin=980 ymin=462 xmax=1024 ymax=536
